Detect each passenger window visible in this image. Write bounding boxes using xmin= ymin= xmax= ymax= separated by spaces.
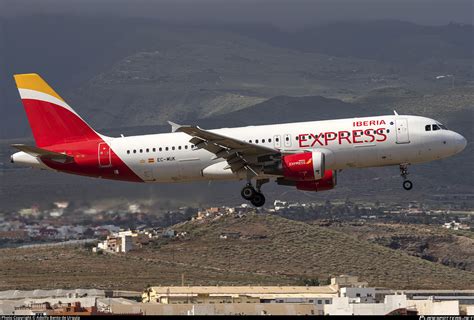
xmin=159 ymin=147 xmax=162 ymax=152
xmin=178 ymin=146 xmax=182 ymax=150
xmin=268 ymin=138 xmax=272 ymax=143
xmin=255 ymin=139 xmax=259 ymax=144
xmin=185 ymin=145 xmax=188 ymax=149
xmin=433 ymin=124 xmax=440 ymax=131
xmin=249 ymin=140 xmax=252 ymax=143
xmin=153 ymin=148 xmax=156 ymax=152
xmin=276 ymin=138 xmax=279 ymax=142
xmin=140 ymin=149 xmax=143 ymax=153
xmin=262 ymin=139 xmax=265 ymax=143
xmin=127 ymin=150 xmax=130 ymax=154
xmin=285 ymin=137 xmax=289 ymax=141
xmin=172 ymin=146 xmax=175 ymax=150
xmin=165 ymin=147 xmax=169 ymax=151
xmin=133 ymin=150 xmax=136 ymax=153
xmin=146 ymin=148 xmax=149 ymax=152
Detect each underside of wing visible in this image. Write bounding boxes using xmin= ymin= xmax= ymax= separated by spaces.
xmin=170 ymin=122 xmax=280 ymax=174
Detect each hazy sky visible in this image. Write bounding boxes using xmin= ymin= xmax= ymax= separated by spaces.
xmin=2 ymin=0 xmax=473 ymax=29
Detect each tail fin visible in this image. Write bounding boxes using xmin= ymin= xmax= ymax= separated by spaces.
xmin=14 ymin=73 xmax=101 ymax=147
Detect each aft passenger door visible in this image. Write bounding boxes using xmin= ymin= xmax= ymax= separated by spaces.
xmin=98 ymin=142 xmax=112 ymax=167
xmin=395 ymin=119 xmax=410 ymax=144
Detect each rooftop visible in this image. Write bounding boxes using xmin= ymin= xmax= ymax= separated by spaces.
xmin=146 ymin=286 xmax=338 ymax=295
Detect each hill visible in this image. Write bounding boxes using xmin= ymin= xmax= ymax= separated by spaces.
xmin=4 ymin=16 xmax=472 ymax=138
xmin=1 ymin=213 xmax=473 ymax=290
xmin=136 ymin=213 xmax=474 ymax=289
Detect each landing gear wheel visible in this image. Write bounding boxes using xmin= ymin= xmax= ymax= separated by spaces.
xmin=250 ymin=192 xmax=266 ymax=207
xmin=241 ymin=185 xmax=256 ymax=200
xmin=403 ymin=180 xmax=413 ymax=191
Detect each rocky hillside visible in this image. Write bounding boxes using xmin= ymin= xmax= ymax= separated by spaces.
xmin=3 ymin=213 xmax=471 ymax=290
xmin=327 ymin=222 xmax=474 ymax=272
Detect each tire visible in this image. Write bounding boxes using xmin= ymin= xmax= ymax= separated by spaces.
xmin=241 ymin=185 xmax=256 ymax=200
xmin=403 ymin=180 xmax=413 ymax=191
xmin=250 ymin=193 xmax=266 ymax=207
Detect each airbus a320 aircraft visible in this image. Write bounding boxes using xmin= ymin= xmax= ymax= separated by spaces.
xmin=11 ymin=74 xmax=467 ymax=207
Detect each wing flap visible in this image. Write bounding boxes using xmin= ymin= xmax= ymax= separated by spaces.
xmin=172 ymin=122 xmax=280 ymax=175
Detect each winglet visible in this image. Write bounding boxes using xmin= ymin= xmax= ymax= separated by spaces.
xmin=393 ymin=110 xmax=399 ymax=116
xmin=168 ymin=121 xmax=181 ymax=133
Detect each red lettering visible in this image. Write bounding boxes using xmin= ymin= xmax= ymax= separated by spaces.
xmin=299 ymin=134 xmax=310 ymax=148
xmin=352 ymin=129 xmax=364 ymax=143
xmin=338 ymin=131 xmax=352 ymax=144
xmin=310 ymin=133 xmax=324 ymax=147
xmin=364 ymin=129 xmax=375 ymax=143
xmin=354 ymin=119 xmax=386 ymax=127
xmin=324 ymin=132 xmax=337 ymax=145
xmin=376 ymin=128 xmax=387 ymax=142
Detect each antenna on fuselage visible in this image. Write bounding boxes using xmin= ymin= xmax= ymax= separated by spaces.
xmin=393 ymin=110 xmax=399 ymax=116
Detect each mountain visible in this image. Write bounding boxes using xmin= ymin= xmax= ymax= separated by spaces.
xmin=238 ymin=20 xmax=474 ymax=63
xmin=3 ymin=16 xmax=472 ymax=138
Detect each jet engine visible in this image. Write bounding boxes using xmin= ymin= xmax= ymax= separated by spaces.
xmin=281 ymin=151 xmax=325 ymax=181
xmin=295 ymin=170 xmax=337 ymax=191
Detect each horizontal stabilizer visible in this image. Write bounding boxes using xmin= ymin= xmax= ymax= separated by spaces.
xmin=11 ymin=144 xmax=74 ymax=163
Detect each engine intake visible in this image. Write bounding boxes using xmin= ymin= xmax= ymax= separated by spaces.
xmin=282 ymin=151 xmax=325 ymax=181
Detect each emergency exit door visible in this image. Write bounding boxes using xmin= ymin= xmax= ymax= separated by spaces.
xmin=395 ymin=119 xmax=410 ymax=144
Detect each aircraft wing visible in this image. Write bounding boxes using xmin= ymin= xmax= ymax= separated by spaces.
xmin=169 ymin=122 xmax=280 ymax=174
xmin=11 ymin=144 xmax=74 ymax=163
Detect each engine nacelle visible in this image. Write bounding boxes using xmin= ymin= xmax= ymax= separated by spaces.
xmin=296 ymin=170 xmax=337 ymax=191
xmin=282 ymin=151 xmax=325 ymax=181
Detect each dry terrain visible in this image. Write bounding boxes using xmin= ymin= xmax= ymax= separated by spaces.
xmin=326 ymin=222 xmax=474 ymax=271
xmin=1 ymin=214 xmax=473 ymax=291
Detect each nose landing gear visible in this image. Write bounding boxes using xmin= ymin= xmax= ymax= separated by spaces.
xmin=241 ymin=179 xmax=268 ymax=207
xmin=400 ymin=164 xmax=413 ymax=190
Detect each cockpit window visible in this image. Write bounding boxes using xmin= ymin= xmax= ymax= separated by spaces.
xmin=438 ymin=123 xmax=448 ymax=130
xmin=432 ymin=124 xmax=440 ymax=131
xmin=425 ymin=125 xmax=431 ymax=131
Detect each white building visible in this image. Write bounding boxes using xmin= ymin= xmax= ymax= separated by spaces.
xmin=340 ymin=287 xmax=376 ymax=303
xmin=407 ymin=298 xmax=459 ymax=315
xmin=324 ymin=295 xmax=408 ymax=315
xmin=443 ymin=221 xmax=470 ymax=230
xmin=94 ymin=230 xmax=137 ymax=253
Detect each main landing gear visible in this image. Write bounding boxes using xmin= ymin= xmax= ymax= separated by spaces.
xmin=241 ymin=179 xmax=268 ymax=207
xmin=400 ymin=164 xmax=413 ymax=191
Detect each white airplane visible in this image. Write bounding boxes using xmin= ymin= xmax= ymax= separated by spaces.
xmin=11 ymin=74 xmax=467 ymax=207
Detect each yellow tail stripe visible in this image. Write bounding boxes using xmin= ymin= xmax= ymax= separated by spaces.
xmin=13 ymin=73 xmax=65 ymax=102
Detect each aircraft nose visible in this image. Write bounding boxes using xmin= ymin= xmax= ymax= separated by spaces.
xmin=453 ymin=132 xmax=467 ymax=154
